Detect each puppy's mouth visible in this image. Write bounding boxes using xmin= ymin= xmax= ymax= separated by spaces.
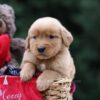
xmin=37 ymin=53 xmax=50 ymax=59
xmin=39 ymin=53 xmax=47 ymax=56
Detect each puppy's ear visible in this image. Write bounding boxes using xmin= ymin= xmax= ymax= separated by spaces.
xmin=26 ymin=36 xmax=30 ymax=49
xmin=61 ymin=26 xmax=73 ymax=47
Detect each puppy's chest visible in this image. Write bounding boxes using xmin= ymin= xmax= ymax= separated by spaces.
xmin=37 ymin=63 xmax=46 ymax=72
xmin=37 ymin=58 xmax=66 ymax=71
xmin=36 ymin=60 xmax=54 ymax=71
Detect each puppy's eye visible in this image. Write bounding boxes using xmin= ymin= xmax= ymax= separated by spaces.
xmin=48 ymin=35 xmax=55 ymax=39
xmin=32 ymin=36 xmax=37 ymax=39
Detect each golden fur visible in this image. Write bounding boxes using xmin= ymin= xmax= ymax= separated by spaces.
xmin=20 ymin=17 xmax=76 ymax=91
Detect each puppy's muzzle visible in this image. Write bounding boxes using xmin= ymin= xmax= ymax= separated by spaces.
xmin=37 ymin=47 xmax=46 ymax=53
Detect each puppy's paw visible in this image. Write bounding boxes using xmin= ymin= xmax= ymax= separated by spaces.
xmin=20 ymin=69 xmax=34 ymax=81
xmin=36 ymin=77 xmax=51 ymax=91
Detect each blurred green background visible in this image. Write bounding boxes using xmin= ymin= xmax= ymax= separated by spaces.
xmin=0 ymin=0 xmax=100 ymax=99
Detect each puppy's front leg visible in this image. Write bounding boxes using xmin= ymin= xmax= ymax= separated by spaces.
xmin=20 ymin=63 xmax=35 ymax=81
xmin=37 ymin=70 xmax=61 ymax=91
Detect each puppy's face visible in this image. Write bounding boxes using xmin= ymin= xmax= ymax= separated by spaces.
xmin=29 ymin=27 xmax=62 ymax=59
xmin=26 ymin=17 xmax=73 ymax=59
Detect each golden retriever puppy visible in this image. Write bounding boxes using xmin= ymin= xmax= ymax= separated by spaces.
xmin=20 ymin=17 xmax=76 ymax=91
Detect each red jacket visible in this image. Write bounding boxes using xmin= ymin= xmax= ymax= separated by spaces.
xmin=0 ymin=34 xmax=11 ymax=68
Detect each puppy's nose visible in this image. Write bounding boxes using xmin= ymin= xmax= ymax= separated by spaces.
xmin=37 ymin=47 xmax=45 ymax=53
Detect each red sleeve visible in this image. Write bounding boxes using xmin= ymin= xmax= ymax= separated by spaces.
xmin=0 ymin=34 xmax=11 ymax=67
